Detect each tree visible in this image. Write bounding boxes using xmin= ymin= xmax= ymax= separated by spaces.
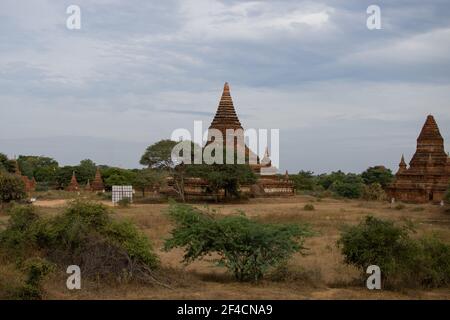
xmin=164 ymin=203 xmax=312 ymax=282
xmin=17 ymin=155 xmax=59 ymax=179
xmin=187 ymin=162 xmax=256 ymax=201
xmin=0 ymin=171 xmax=26 ymax=203
xmin=0 ymin=153 xmax=15 ymax=173
xmin=76 ymin=159 xmax=97 ymax=185
xmin=330 ymin=173 xmax=364 ymax=199
xmin=361 ymin=166 xmax=394 ymax=188
xmin=292 ymin=170 xmax=316 ymax=191
xmin=316 ymin=171 xmax=346 ymax=190
xmin=133 ymin=169 xmax=166 ymax=197
xmin=99 ymin=167 xmax=136 ymax=190
xmin=140 ymin=139 xmax=197 ymax=202
xmin=140 ymin=140 xmax=179 ymax=169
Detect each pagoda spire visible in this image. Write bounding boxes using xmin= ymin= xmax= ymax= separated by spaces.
xmin=91 ymin=167 xmax=104 ymax=191
xmin=398 ymin=154 xmax=407 ymax=174
xmin=66 ymin=171 xmax=79 ymax=192
xmin=209 ymin=82 xmax=242 ymax=133
xmin=417 ymin=115 xmax=443 ymax=142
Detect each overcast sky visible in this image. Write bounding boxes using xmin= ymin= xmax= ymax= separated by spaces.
xmin=1 ymin=0 xmax=449 ymax=173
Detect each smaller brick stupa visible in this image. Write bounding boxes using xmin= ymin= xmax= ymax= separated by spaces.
xmin=85 ymin=179 xmax=92 ymax=191
xmin=91 ymin=167 xmax=105 ymax=192
xmin=66 ymin=171 xmax=80 ymax=192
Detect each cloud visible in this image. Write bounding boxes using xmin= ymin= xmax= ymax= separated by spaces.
xmin=1 ymin=0 xmax=450 ymax=172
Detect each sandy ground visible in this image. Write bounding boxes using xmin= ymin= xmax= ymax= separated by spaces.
xmin=10 ymin=195 xmax=450 ymax=299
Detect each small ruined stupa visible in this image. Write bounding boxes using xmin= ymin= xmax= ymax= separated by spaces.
xmin=85 ymin=179 xmax=92 ymax=191
xmin=91 ymin=167 xmax=104 ymax=191
xmin=388 ymin=115 xmax=450 ymax=203
xmin=66 ymin=171 xmax=79 ymax=192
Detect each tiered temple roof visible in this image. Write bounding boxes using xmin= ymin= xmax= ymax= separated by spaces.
xmin=388 ymin=115 xmax=450 ymax=203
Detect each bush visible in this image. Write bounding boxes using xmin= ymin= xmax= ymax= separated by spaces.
xmin=16 ymin=258 xmax=54 ymax=300
xmin=337 ymin=216 xmax=450 ymax=288
xmin=303 ymin=204 xmax=315 ymax=211
xmin=330 ymin=174 xmax=364 ymax=199
xmin=0 ymin=172 xmax=26 ymax=204
xmin=361 ymin=183 xmax=387 ymax=201
xmin=117 ymin=197 xmax=131 ymax=208
xmin=164 ymin=203 xmax=313 ymax=282
xmin=0 ymin=201 xmax=159 ymax=283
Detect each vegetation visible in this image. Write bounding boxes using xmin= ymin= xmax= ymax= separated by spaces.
xmin=164 ymin=203 xmax=312 ymax=282
xmin=140 ymin=139 xmax=179 ymax=169
xmin=338 ymin=216 xmax=450 ymax=288
xmin=0 ymin=201 xmax=159 ymax=290
xmin=303 ymin=204 xmax=315 ymax=211
xmin=361 ymin=166 xmax=394 ymax=188
xmin=361 ymin=183 xmax=387 ymax=201
xmin=0 ymin=171 xmax=26 ymax=204
xmin=133 ymin=169 xmax=166 ymax=197
xmin=0 ymin=153 xmax=15 ymax=173
xmin=187 ymin=162 xmax=256 ymax=201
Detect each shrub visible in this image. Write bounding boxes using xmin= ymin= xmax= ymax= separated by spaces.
xmin=303 ymin=204 xmax=315 ymax=211
xmin=164 ymin=203 xmax=313 ymax=282
xmin=337 ymin=216 xmax=450 ymax=288
xmin=16 ymin=258 xmax=54 ymax=300
xmin=361 ymin=183 xmax=387 ymax=201
xmin=117 ymin=197 xmax=131 ymax=208
xmin=0 ymin=201 xmax=159 ymax=283
xmin=394 ymin=204 xmax=406 ymax=210
xmin=0 ymin=172 xmax=26 ymax=204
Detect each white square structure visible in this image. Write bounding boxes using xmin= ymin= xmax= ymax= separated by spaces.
xmin=112 ymin=185 xmax=133 ymax=204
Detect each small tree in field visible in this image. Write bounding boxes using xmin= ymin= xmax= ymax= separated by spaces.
xmin=164 ymin=203 xmax=313 ymax=282
xmin=0 ymin=172 xmax=26 ymax=204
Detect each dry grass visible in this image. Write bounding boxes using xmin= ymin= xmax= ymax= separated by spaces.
xmin=7 ymin=195 xmax=450 ymax=299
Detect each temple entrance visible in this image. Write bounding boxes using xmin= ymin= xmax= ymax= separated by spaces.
xmin=429 ymin=192 xmax=434 ymax=201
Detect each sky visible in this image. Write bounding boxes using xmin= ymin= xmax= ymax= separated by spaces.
xmin=0 ymin=0 xmax=449 ymax=174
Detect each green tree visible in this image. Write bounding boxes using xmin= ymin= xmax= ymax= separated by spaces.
xmin=330 ymin=173 xmax=364 ymax=199
xmin=0 ymin=171 xmax=26 ymax=203
xmin=133 ymin=169 xmax=166 ymax=197
xmin=0 ymin=153 xmax=15 ymax=173
xmin=76 ymin=159 xmax=97 ymax=185
xmin=17 ymin=155 xmax=59 ymax=179
xmin=99 ymin=167 xmax=137 ymax=190
xmin=187 ymin=162 xmax=256 ymax=201
xmin=140 ymin=140 xmax=179 ymax=169
xmin=316 ymin=171 xmax=346 ymax=190
xmin=361 ymin=166 xmax=394 ymax=188
xmin=292 ymin=170 xmax=316 ymax=191
xmin=164 ymin=203 xmax=312 ymax=282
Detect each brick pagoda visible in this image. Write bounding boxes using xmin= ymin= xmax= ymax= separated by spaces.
xmin=91 ymin=167 xmax=105 ymax=192
xmin=66 ymin=171 xmax=80 ymax=192
xmin=168 ymin=82 xmax=294 ymax=198
xmin=387 ymin=115 xmax=450 ymax=203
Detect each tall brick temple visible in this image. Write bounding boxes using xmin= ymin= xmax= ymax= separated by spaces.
xmin=387 ymin=115 xmax=450 ymax=203
xmin=166 ymin=82 xmax=294 ymax=198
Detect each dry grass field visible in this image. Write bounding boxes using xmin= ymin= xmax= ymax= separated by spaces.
xmin=4 ymin=195 xmax=450 ymax=300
